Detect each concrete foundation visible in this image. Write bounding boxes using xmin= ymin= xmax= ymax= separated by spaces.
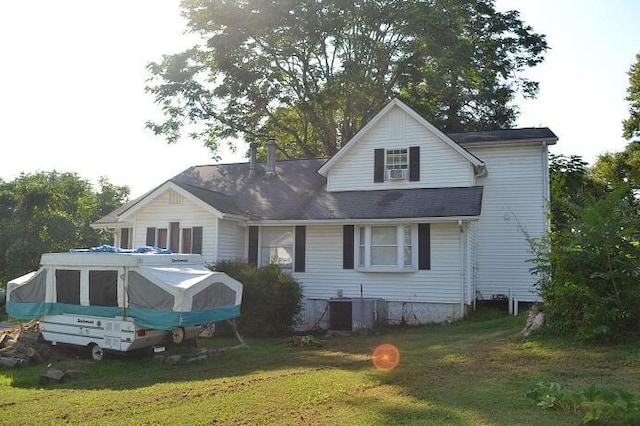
xmin=296 ymin=298 xmax=468 ymax=331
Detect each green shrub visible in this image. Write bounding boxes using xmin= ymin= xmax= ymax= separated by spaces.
xmin=212 ymin=259 xmax=303 ymax=337
xmin=527 ymin=381 xmax=640 ymax=425
xmin=529 ymin=187 xmax=640 ymax=342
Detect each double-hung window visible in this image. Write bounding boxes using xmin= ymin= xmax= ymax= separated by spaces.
xmin=374 ymin=147 xmax=420 ymax=182
xmin=358 ymin=224 xmax=414 ymax=269
xmin=261 ymin=227 xmax=294 ymax=270
xmin=386 ymin=149 xmax=408 ymax=172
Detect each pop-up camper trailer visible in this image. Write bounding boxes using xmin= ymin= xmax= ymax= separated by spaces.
xmin=5 ymin=249 xmax=243 ymax=360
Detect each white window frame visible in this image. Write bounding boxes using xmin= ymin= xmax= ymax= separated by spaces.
xmin=120 ymin=228 xmax=133 ymax=249
xmin=260 ymin=226 xmax=294 ymax=271
xmin=385 ymin=148 xmax=408 ymax=171
xmin=357 ymin=224 xmax=416 ymax=272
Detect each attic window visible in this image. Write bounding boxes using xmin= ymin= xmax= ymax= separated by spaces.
xmin=374 ymin=147 xmax=420 ymax=182
xmin=386 ymin=149 xmax=408 ymax=171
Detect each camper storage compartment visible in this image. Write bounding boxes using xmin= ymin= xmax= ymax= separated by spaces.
xmin=329 ymin=298 xmax=386 ymax=331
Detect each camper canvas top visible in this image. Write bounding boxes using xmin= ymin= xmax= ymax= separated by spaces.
xmin=40 ymin=252 xmax=204 ymax=267
xmin=6 ymin=248 xmax=243 ymax=330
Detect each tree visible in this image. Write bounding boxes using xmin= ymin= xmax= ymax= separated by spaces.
xmin=530 ymin=187 xmax=640 ymax=341
xmin=591 ymin=54 xmax=640 ymax=191
xmin=0 ymin=172 xmax=129 ymax=285
xmin=145 ymin=0 xmax=547 ymax=159
xmin=623 ymin=53 xmax=640 ymax=141
xmin=592 ymin=142 xmax=640 ymax=191
xmin=398 ymin=1 xmax=547 ymax=133
xmin=548 ymin=154 xmax=606 ymax=233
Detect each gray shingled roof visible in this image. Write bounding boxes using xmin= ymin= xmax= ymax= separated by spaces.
xmin=288 ymin=185 xmax=483 ymax=220
xmin=171 ymin=159 xmax=483 ymax=221
xmin=93 ymin=125 xmax=556 ymax=226
xmin=448 ymin=127 xmax=558 ymax=145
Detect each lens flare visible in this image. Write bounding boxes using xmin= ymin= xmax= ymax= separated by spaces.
xmin=372 ymin=343 xmax=400 ymax=371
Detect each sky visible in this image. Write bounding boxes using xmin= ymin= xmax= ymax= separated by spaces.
xmin=1 ymin=1 xmax=639 ymax=199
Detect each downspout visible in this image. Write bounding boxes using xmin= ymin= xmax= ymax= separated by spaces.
xmin=541 ymin=142 xmax=550 ymax=232
xmin=458 ymin=219 xmax=465 ymax=319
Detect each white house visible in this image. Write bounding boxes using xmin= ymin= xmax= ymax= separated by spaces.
xmin=92 ymin=99 xmax=557 ymax=330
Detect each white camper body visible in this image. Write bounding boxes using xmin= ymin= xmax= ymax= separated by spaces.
xmin=38 ymin=313 xmax=182 ymax=360
xmin=6 ymin=251 xmax=243 ymax=360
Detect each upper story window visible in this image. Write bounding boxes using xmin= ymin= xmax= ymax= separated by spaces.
xmin=374 ymin=147 xmax=420 ymax=183
xmin=261 ymin=226 xmax=294 ymax=270
xmin=386 ymin=149 xmax=408 ymax=171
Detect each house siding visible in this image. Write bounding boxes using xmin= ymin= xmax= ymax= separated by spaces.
xmin=130 ymin=190 xmax=218 ymax=261
xmin=293 ymin=222 xmax=466 ymax=326
xmin=327 ymin=106 xmax=473 ymax=191
xmin=217 ymin=219 xmax=246 ymax=261
xmin=96 ymin=101 xmax=555 ymax=328
xmin=467 ymin=144 xmax=547 ymax=303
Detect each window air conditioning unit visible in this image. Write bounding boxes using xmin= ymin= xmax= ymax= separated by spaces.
xmin=387 ymin=169 xmax=406 ymax=180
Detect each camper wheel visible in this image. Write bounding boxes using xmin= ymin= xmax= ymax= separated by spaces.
xmin=89 ymin=343 xmax=104 ymax=361
xmin=170 ymin=327 xmax=186 ymax=345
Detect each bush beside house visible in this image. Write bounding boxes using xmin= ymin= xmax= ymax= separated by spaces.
xmin=212 ymin=260 xmax=303 ymax=337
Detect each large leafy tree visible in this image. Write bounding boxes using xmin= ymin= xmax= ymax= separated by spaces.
xmin=592 ymin=142 xmax=640 ymax=191
xmin=548 ymin=154 xmax=607 ymax=233
xmin=0 ymin=172 xmax=129 ymax=284
xmin=399 ymin=1 xmax=547 ymax=133
xmin=530 ymin=55 xmax=640 ymax=341
xmin=623 ymin=53 xmax=640 ymax=141
xmin=591 ymin=53 xmax=640 ymax=191
xmin=146 ymin=0 xmax=547 ymax=158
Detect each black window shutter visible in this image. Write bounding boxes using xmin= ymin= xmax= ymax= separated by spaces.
xmin=374 ymin=149 xmax=385 ymax=183
xmin=248 ymin=226 xmax=259 ymax=266
xmin=418 ymin=223 xmax=431 ymax=270
xmin=192 ymin=226 xmax=203 ymax=254
xmin=121 ymin=228 xmax=130 ymax=249
xmin=294 ymin=226 xmax=306 ymax=272
xmin=409 ymin=146 xmax=420 ymax=182
xmin=343 ymin=225 xmax=354 ymax=269
xmin=146 ymin=227 xmax=156 ymax=247
xmin=169 ymin=222 xmax=180 ymax=253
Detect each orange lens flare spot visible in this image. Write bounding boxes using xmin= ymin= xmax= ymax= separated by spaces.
xmin=372 ymin=343 xmax=400 ymax=372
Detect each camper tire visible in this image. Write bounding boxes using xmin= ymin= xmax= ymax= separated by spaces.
xmin=89 ymin=343 xmax=104 ymax=361
xmin=170 ymin=327 xmax=186 ymax=345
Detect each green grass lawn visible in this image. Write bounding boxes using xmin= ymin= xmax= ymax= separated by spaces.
xmin=1 ymin=310 xmax=639 ymax=425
